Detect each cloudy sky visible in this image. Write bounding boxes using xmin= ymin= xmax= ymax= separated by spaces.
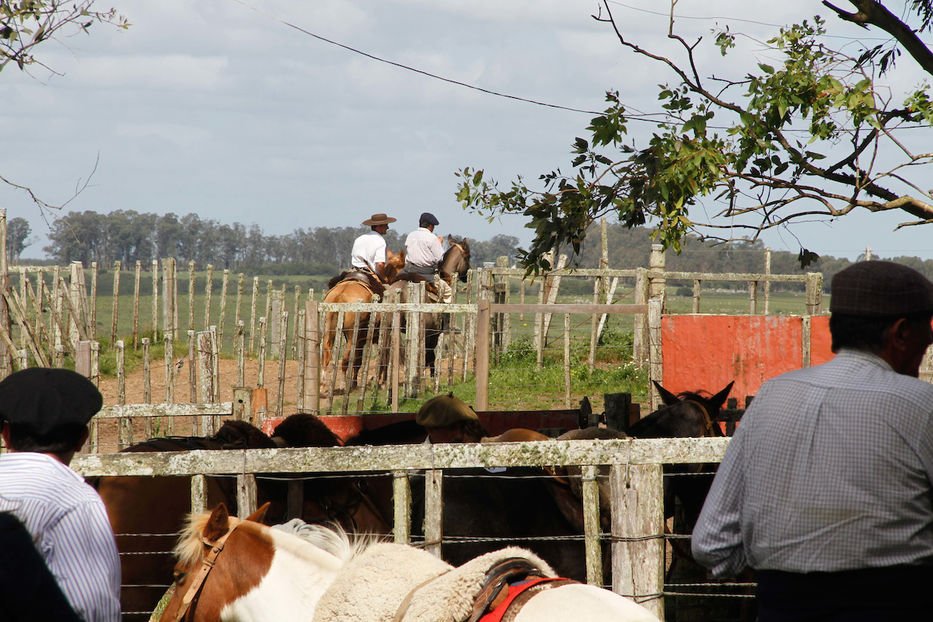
xmin=3 ymin=0 xmax=933 ymax=261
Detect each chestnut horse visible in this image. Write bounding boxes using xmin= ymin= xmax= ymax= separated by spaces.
xmin=160 ymin=503 xmax=661 ymax=622
xmin=322 ymin=249 xmax=406 ymax=389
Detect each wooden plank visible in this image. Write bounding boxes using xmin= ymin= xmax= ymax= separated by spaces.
xmin=582 ymin=465 xmax=603 ymax=586
xmin=191 ymin=474 xmax=207 ymax=514
xmin=424 ymin=468 xmax=443 ymax=558
xmin=72 ymin=438 xmax=731 ymax=477
xmin=392 ymin=470 xmax=411 ymax=544
xmin=237 ymin=473 xmax=258 ymax=516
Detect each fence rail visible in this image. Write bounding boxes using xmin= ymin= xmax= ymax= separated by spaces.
xmin=73 ymin=437 xmax=730 ymax=619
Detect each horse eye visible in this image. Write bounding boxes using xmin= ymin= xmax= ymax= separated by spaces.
xmin=173 ymin=570 xmax=188 ymax=584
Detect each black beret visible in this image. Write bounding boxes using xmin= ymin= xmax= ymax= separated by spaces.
xmin=830 ymin=261 xmax=933 ymax=318
xmin=416 ymin=393 xmax=477 ymax=428
xmin=419 ymin=212 xmax=439 ymax=226
xmin=0 ymin=368 xmax=102 ymax=437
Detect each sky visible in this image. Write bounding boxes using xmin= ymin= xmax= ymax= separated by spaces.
xmin=2 ymin=0 xmax=933 ymax=262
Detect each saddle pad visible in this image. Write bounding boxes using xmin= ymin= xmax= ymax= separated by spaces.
xmin=313 ymin=544 xmax=554 ymax=622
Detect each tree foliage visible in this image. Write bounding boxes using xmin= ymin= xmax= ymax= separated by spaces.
xmin=456 ymin=1 xmax=933 ymax=272
xmin=1 ymin=0 xmax=128 ymax=73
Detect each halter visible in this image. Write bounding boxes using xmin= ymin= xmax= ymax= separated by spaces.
xmin=167 ymin=521 xmax=240 ymax=622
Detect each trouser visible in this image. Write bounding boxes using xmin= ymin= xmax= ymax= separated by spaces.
xmin=756 ymin=566 xmax=933 ymax=621
xmin=403 ymin=265 xmax=452 ymax=304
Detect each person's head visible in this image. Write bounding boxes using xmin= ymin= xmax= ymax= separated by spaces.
xmin=416 ymin=393 xmax=486 ymax=443
xmin=362 ymin=213 xmax=396 ymax=234
xmin=0 ymin=368 xmax=102 ymax=458
xmin=829 ymin=261 xmax=933 ymax=376
xmin=419 ymin=212 xmax=439 ymax=232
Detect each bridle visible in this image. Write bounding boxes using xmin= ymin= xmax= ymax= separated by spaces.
xmin=167 ymin=521 xmax=240 ymax=622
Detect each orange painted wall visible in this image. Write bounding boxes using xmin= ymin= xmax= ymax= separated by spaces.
xmin=661 ymin=315 xmax=833 ymax=402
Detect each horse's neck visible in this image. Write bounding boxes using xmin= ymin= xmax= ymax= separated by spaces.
xmin=223 ymin=530 xmax=345 ymax=622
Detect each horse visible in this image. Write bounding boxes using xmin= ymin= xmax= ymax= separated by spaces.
xmin=387 ymin=236 xmax=471 ymax=376
xmin=160 ymin=503 xmax=662 ymax=622
xmin=95 ymin=414 xmax=388 ymax=622
xmin=321 ymin=249 xmax=406 ymax=389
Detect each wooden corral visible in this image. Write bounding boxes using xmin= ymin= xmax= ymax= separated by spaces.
xmin=73 ymin=437 xmax=732 ymax=621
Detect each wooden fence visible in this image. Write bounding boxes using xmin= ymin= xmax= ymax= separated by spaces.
xmin=72 ymin=436 xmax=732 ymax=620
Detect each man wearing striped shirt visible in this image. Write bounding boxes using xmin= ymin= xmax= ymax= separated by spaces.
xmin=0 ymin=368 xmax=121 ymax=622
xmin=692 ymin=261 xmax=933 ymax=620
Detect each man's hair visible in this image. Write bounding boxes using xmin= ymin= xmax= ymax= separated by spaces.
xmin=830 ymin=312 xmax=932 ymax=353
xmin=4 ymin=422 xmax=87 ymax=454
xmin=419 ymin=219 xmax=433 ymax=228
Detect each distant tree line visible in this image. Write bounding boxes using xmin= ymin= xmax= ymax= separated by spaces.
xmin=23 ymin=210 xmax=933 ymax=291
xmin=36 ymin=210 xmax=522 ymax=272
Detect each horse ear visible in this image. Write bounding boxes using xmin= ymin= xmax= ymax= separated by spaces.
xmin=204 ymin=503 xmax=231 ymax=541
xmin=708 ymin=381 xmax=735 ymax=412
xmin=653 ymin=380 xmax=680 ymax=406
xmin=246 ymin=502 xmax=271 ymax=524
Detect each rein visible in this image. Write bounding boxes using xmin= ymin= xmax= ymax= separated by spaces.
xmin=168 ymin=521 xmax=239 ymax=622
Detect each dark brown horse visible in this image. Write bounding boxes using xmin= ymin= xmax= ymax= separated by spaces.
xmin=386 ymin=237 xmax=471 ymax=376
xmin=322 ymin=249 xmax=406 ymax=388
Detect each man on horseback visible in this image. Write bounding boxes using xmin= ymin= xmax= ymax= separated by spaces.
xmin=351 ymin=212 xmax=396 ymax=284
xmin=0 ymin=368 xmax=121 ymax=622
xmin=403 ymin=212 xmax=453 ymax=304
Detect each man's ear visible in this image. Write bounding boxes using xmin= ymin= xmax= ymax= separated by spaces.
xmin=76 ymin=426 xmax=90 ymax=452
xmin=1 ymin=422 xmax=10 ymax=448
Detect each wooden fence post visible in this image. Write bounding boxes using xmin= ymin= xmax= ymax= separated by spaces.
xmin=424 ymin=469 xmax=443 ymax=559
xmin=1 ymin=210 xmax=15 ymax=379
xmin=475 ymin=299 xmax=490 ymax=411
xmin=270 ymin=289 xmax=283 ymax=359
xmin=204 ymin=264 xmax=214 ymax=331
xmin=610 ymin=463 xmax=665 ymax=619
xmin=763 ymin=248 xmax=772 ymax=315
xmin=249 ymin=276 xmax=259 ymax=354
xmin=111 ymin=260 xmax=121 ymax=346
xmin=805 ymin=272 xmax=823 ymax=315
xmin=219 ymin=269 xmax=229 ymax=351
xmin=184 ymin=260 xmax=194 ymax=334
xmin=392 ymin=471 xmax=411 ymax=544
xmin=132 ymin=260 xmax=142 ymax=348
xmin=305 ymin=301 xmax=320 ymax=414
xmin=188 ymin=330 xmax=198 ymax=405
xmin=151 ymin=259 xmax=159 ymax=341
xmin=197 ymin=330 xmax=217 ymax=435
xmin=648 ymin=297 xmax=663 ymax=412
xmin=163 ymin=258 xmax=177 ymax=342
xmin=633 ymin=268 xmax=648 ymax=363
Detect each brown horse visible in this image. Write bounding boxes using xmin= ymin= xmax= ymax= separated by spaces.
xmin=160 ymin=503 xmax=661 ymax=622
xmin=95 ymin=415 xmax=388 ymax=621
xmin=322 ymin=249 xmax=406 ymax=388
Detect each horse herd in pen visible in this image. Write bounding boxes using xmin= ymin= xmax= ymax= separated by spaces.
xmin=94 ymin=379 xmax=737 ymax=622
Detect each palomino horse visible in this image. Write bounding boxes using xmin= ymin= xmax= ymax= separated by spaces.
xmin=387 ymin=236 xmax=471 ymax=376
xmin=322 ymin=249 xmax=406 ymax=388
xmin=161 ymin=503 xmax=661 ymax=622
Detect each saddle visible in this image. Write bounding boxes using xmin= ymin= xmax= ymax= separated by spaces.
xmin=394 ymin=273 xmax=440 ymax=299
xmin=328 ymin=270 xmax=386 ymax=298
xmin=313 ymin=544 xmax=559 ymax=622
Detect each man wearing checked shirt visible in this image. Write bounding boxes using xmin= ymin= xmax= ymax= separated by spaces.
xmin=692 ymin=260 xmax=933 ymax=621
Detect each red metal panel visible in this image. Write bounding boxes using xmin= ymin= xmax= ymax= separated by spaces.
xmin=661 ymin=315 xmax=806 ymax=402
xmin=810 ymin=315 xmax=834 ymax=366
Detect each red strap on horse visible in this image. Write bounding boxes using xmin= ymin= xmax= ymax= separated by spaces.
xmin=478 ymin=577 xmax=572 ymax=622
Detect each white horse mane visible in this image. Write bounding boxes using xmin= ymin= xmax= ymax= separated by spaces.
xmin=271 ymin=519 xmax=371 ymax=562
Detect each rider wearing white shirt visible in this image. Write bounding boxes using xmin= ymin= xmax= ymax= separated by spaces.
xmin=404 ymin=212 xmax=452 ymax=306
xmin=350 ymin=213 xmax=396 ymax=282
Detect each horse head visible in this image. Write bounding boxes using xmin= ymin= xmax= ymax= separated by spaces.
xmin=384 ymin=248 xmax=406 ymax=284
xmin=161 ymin=503 xmax=351 ymax=622
xmin=440 ymin=236 xmax=471 ymax=283
xmin=630 ymin=380 xmax=735 ymax=438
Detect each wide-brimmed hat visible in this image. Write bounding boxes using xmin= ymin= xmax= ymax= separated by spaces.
xmin=0 ymin=368 xmax=103 ymax=437
xmin=362 ymin=213 xmax=397 ymax=226
xmin=830 ymin=260 xmax=933 ymax=317
xmin=416 ymin=393 xmax=478 ymax=428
